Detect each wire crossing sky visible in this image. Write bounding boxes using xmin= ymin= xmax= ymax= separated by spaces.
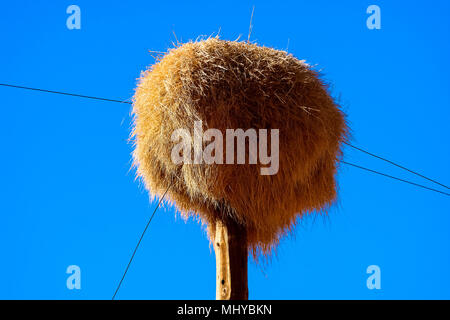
xmin=112 ymin=182 xmax=173 ymax=300
xmin=1 ymin=82 xmax=448 ymax=197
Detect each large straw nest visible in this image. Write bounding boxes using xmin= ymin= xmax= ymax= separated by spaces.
xmin=132 ymin=38 xmax=348 ymax=258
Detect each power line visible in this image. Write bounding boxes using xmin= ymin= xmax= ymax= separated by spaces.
xmin=0 ymin=83 xmax=132 ymax=104
xmin=1 ymin=82 xmax=448 ymax=197
xmin=112 ymin=183 xmax=172 ymax=300
xmin=342 ymin=161 xmax=450 ymax=197
xmin=344 ymin=142 xmax=449 ymax=190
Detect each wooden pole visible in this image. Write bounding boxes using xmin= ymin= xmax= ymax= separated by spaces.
xmin=214 ymin=218 xmax=248 ymax=300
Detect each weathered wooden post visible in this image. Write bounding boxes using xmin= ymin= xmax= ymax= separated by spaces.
xmin=214 ymin=219 xmax=248 ymax=300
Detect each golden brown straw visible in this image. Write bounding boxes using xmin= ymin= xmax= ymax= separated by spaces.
xmin=131 ymin=37 xmax=348 ymax=258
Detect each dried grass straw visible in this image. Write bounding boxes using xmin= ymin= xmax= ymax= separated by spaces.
xmin=132 ymin=37 xmax=348 ymax=259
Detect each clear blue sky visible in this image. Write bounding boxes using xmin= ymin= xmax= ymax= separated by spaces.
xmin=1 ymin=0 xmax=449 ymax=299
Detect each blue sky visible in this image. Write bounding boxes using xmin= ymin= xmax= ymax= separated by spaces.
xmin=0 ymin=0 xmax=449 ymax=299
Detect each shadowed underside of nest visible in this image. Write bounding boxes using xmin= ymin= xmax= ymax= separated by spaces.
xmin=132 ymin=37 xmax=348 ymax=259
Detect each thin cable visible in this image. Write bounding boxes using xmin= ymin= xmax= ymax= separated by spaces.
xmin=0 ymin=83 xmax=132 ymax=104
xmin=112 ymin=183 xmax=172 ymax=300
xmin=344 ymin=142 xmax=449 ymax=190
xmin=2 ymin=83 xmax=448 ymax=195
xmin=342 ymin=161 xmax=450 ymax=197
